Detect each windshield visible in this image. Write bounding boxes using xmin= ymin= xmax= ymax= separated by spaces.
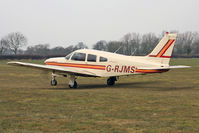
xmin=65 ymin=53 xmax=72 ymax=60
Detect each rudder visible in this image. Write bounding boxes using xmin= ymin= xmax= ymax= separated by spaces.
xmin=147 ymin=32 xmax=177 ymax=65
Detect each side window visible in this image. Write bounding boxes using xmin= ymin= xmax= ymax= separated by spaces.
xmin=100 ymin=56 xmax=108 ymax=62
xmin=87 ymin=54 xmax=97 ymax=62
xmin=65 ymin=53 xmax=72 ymax=60
xmin=71 ymin=52 xmax=86 ymax=61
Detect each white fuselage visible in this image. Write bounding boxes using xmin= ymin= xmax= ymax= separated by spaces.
xmin=8 ymin=33 xmax=190 ymax=88
xmin=45 ymin=49 xmax=169 ymax=77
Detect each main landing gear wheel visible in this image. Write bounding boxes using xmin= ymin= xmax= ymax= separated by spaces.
xmin=69 ymin=81 xmax=77 ymax=88
xmin=107 ymin=77 xmax=117 ymax=86
xmin=51 ymin=79 xmax=57 ymax=86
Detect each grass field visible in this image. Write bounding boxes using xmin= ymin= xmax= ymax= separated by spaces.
xmin=0 ymin=59 xmax=199 ymax=133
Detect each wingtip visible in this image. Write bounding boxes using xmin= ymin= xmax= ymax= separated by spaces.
xmin=7 ymin=61 xmax=21 ymax=65
xmin=169 ymin=65 xmax=191 ymax=69
xmin=7 ymin=61 xmax=14 ymax=65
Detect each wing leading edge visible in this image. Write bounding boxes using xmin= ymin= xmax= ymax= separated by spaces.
xmin=7 ymin=61 xmax=98 ymax=77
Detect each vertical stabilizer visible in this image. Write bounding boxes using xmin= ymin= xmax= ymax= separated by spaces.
xmin=147 ymin=33 xmax=177 ymax=65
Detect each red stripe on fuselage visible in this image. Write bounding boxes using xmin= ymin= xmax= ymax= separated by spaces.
xmin=46 ymin=62 xmax=106 ymax=70
xmin=136 ymin=69 xmax=169 ymax=73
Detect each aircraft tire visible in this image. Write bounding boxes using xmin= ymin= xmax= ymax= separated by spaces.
xmin=51 ymin=79 xmax=57 ymax=86
xmin=107 ymin=78 xmax=115 ymax=86
xmin=69 ymin=81 xmax=78 ymax=88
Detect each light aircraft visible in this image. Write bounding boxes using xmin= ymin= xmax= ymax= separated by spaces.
xmin=8 ymin=32 xmax=190 ymax=88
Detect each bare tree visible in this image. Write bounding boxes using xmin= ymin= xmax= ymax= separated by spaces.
xmin=0 ymin=39 xmax=9 ymax=55
xmin=73 ymin=42 xmax=88 ymax=50
xmin=106 ymin=41 xmax=123 ymax=53
xmin=122 ymin=33 xmax=132 ymax=55
xmin=50 ymin=46 xmax=66 ymax=55
xmin=25 ymin=44 xmax=50 ymax=56
xmin=4 ymin=32 xmax=27 ymax=55
xmin=93 ymin=40 xmax=107 ymax=51
xmin=191 ymin=32 xmax=199 ymax=55
xmin=140 ymin=33 xmax=159 ymax=55
xmin=65 ymin=45 xmax=74 ymax=55
xmin=175 ymin=32 xmax=195 ymax=55
xmin=121 ymin=33 xmax=140 ymax=55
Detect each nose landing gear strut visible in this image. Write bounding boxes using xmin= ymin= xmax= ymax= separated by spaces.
xmin=51 ymin=73 xmax=57 ymax=86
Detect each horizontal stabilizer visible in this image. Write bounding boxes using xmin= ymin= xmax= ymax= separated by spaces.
xmin=168 ymin=65 xmax=191 ymax=69
xmin=138 ymin=65 xmax=191 ymax=70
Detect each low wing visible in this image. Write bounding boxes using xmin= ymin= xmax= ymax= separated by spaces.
xmin=8 ymin=61 xmax=98 ymax=77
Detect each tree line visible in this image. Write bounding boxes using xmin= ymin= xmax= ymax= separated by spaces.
xmin=1 ymin=31 xmax=199 ymax=57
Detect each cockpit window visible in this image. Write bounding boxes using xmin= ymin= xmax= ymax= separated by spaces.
xmin=65 ymin=53 xmax=72 ymax=60
xmin=87 ymin=54 xmax=97 ymax=62
xmin=71 ymin=52 xmax=86 ymax=61
xmin=100 ymin=56 xmax=108 ymax=62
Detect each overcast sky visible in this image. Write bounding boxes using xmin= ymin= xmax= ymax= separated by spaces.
xmin=0 ymin=0 xmax=198 ymax=48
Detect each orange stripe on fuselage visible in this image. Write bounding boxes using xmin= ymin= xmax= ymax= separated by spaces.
xmin=136 ymin=69 xmax=169 ymax=73
xmin=46 ymin=62 xmax=106 ymax=70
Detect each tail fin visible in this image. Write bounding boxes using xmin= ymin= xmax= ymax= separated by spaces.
xmin=147 ymin=32 xmax=177 ymax=65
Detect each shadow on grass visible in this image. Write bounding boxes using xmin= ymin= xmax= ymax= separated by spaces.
xmin=44 ymin=81 xmax=155 ymax=90
xmin=44 ymin=81 xmax=194 ymax=91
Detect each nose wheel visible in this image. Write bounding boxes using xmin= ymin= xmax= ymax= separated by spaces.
xmin=51 ymin=72 xmax=57 ymax=86
xmin=68 ymin=75 xmax=78 ymax=88
xmin=69 ymin=81 xmax=77 ymax=88
xmin=51 ymin=79 xmax=57 ymax=86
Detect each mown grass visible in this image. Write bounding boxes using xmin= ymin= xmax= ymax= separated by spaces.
xmin=0 ymin=58 xmax=199 ymax=133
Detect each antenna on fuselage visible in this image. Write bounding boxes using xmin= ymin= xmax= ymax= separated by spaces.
xmin=131 ymin=48 xmax=137 ymax=56
xmin=114 ymin=45 xmax=123 ymax=53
